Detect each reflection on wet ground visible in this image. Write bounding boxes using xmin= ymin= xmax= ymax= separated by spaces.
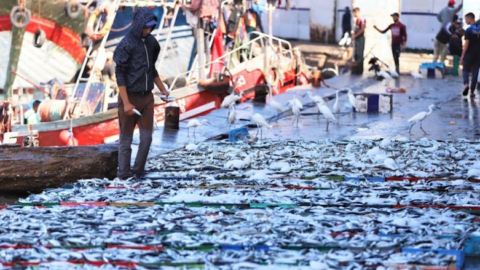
xmin=131 ymin=74 xmax=479 ymax=161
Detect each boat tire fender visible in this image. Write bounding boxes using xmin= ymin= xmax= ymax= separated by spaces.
xmin=10 ymin=6 xmax=31 ymax=28
xmin=65 ymin=1 xmax=81 ymax=19
xmin=33 ymin=29 xmax=46 ymax=48
xmin=264 ymin=66 xmax=280 ymax=87
xmin=86 ymin=8 xmax=111 ymax=41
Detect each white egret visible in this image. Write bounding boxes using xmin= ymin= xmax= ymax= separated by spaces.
xmin=291 ymin=99 xmax=301 ymax=127
xmin=221 ymin=91 xmax=243 ymax=108
xmin=306 ymin=91 xmax=325 ymax=105
xmin=378 ymin=70 xmax=393 ymax=86
xmin=251 ymin=113 xmax=272 ymax=140
xmin=187 ymin=119 xmax=210 ymax=140
xmin=378 ymin=70 xmax=392 ymax=80
xmin=287 ymin=89 xmax=303 ymax=127
xmin=388 ymin=67 xmax=399 ymax=78
xmin=228 ymin=103 xmax=236 ymax=129
xmin=346 ymin=88 xmax=357 ymax=110
xmin=333 ymin=90 xmax=341 ymax=121
xmin=317 ymin=103 xmax=336 ymax=131
xmin=410 ymin=71 xmax=424 ymax=87
xmin=407 ymin=104 xmax=435 ymax=134
xmin=266 ymin=84 xmax=284 ymax=121
xmin=411 ymin=71 xmax=424 ymax=79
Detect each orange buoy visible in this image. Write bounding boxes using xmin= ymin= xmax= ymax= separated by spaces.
xmin=59 ymin=130 xmax=78 ymax=146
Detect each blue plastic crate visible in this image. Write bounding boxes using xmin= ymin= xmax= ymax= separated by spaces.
xmin=465 ymin=235 xmax=480 ymax=257
xmin=229 ymin=127 xmax=250 ymax=142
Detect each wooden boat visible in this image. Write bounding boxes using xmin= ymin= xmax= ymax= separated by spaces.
xmin=2 ymin=1 xmax=310 ymax=147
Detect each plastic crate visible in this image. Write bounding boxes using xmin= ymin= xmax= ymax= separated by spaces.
xmin=229 ymin=127 xmax=250 ymax=142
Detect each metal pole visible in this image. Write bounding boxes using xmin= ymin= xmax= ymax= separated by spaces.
xmin=196 ymin=26 xmax=206 ymax=80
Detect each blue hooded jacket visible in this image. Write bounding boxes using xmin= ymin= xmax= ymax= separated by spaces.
xmin=113 ymin=7 xmax=160 ymax=93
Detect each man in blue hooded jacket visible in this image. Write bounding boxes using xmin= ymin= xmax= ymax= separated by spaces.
xmin=113 ymin=7 xmax=169 ymax=179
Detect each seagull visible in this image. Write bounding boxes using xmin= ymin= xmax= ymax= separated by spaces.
xmin=333 ymin=90 xmax=341 ymax=122
xmin=408 ymin=104 xmax=435 ymax=134
xmin=346 ymin=88 xmax=357 ymax=110
xmin=251 ymin=113 xmax=271 ymax=140
xmin=317 ymin=103 xmax=336 ymax=131
xmin=187 ymin=119 xmax=210 ymax=141
xmin=228 ymin=103 xmax=236 ymax=129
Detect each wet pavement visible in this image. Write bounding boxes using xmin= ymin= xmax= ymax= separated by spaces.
xmin=132 ymin=73 xmax=479 ymax=160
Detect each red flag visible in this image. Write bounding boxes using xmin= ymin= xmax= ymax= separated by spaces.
xmin=210 ymin=29 xmax=226 ymax=78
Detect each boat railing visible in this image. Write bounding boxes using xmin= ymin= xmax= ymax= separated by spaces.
xmin=167 ymin=32 xmax=295 ymax=93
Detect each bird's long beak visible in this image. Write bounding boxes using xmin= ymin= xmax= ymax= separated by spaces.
xmin=302 ymin=94 xmax=307 ymax=98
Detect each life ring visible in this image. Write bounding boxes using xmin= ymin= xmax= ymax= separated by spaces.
xmin=10 ymin=6 xmax=31 ymax=28
xmin=263 ymin=66 xmax=281 ymax=87
xmin=86 ymin=8 xmax=113 ymax=41
xmin=65 ymin=1 xmax=81 ymax=19
xmin=33 ymin=29 xmax=46 ymax=48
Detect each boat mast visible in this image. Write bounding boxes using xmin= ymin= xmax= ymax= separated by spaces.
xmin=196 ymin=12 xmax=206 ymax=80
xmin=3 ymin=0 xmax=28 ymax=100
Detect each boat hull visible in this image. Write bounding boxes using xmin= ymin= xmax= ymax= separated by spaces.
xmin=11 ymin=64 xmax=308 ymax=146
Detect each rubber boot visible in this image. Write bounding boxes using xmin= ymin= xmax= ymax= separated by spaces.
xmin=452 ymin=55 xmax=459 ymax=76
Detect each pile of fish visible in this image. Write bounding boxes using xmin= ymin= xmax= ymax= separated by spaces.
xmin=1 ymin=138 xmax=480 ymax=269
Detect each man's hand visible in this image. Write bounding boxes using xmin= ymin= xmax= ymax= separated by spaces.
xmin=124 ymin=102 xmax=135 ymax=116
xmin=402 ymin=43 xmax=406 ymax=50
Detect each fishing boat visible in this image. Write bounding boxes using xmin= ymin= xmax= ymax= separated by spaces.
xmin=1 ymin=0 xmax=310 ymax=147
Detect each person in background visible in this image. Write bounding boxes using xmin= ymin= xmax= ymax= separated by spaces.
xmin=374 ymin=12 xmax=407 ymax=75
xmin=433 ymin=15 xmax=462 ymax=65
xmin=342 ymin=7 xmax=352 ymax=38
xmin=24 ymin=100 xmax=41 ymax=125
xmin=460 ymin=13 xmax=480 ymax=97
xmin=102 ymin=51 xmax=117 ymax=97
xmin=113 ymin=7 xmax=170 ymax=180
xmin=449 ymin=18 xmax=464 ymax=76
xmin=351 ymin=7 xmax=366 ymax=74
xmin=437 ymin=0 xmax=463 ymax=26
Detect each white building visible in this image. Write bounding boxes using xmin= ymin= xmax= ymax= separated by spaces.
xmin=263 ymin=0 xmax=477 ymax=50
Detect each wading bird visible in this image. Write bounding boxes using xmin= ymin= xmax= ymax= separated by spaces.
xmin=333 ymin=90 xmax=341 ymax=122
xmin=317 ymin=103 xmax=336 ymax=131
xmin=388 ymin=67 xmax=399 ymax=78
xmin=251 ymin=113 xmax=271 ymax=140
xmin=228 ymin=103 xmax=236 ymax=129
xmin=187 ymin=119 xmax=210 ymax=141
xmin=265 ymin=84 xmax=284 ymax=121
xmin=410 ymin=71 xmax=424 ymax=87
xmin=346 ymin=88 xmax=357 ymax=110
xmin=408 ymin=104 xmax=435 ymax=134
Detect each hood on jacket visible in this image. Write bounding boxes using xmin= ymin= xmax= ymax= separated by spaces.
xmin=129 ymin=7 xmax=158 ymax=39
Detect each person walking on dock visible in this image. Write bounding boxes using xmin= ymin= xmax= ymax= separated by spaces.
xmin=351 ymin=7 xmax=366 ymax=74
xmin=113 ymin=7 xmax=170 ymax=180
xmin=374 ymin=12 xmax=407 ymax=75
xmin=342 ymin=7 xmax=352 ymax=38
xmin=460 ymin=13 xmax=480 ymax=97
